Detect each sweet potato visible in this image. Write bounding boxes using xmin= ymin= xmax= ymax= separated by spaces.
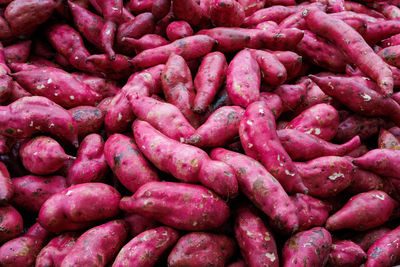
xmin=226 ymin=49 xmax=260 ymax=108
xmin=335 ymin=114 xmax=383 ymax=143
xmin=11 ymin=175 xmax=67 ymax=212
xmin=328 ymin=240 xmax=367 ymax=267
xmin=38 ymin=183 xmax=121 ymax=233
xmin=249 ymin=49 xmax=287 ymax=86
xmin=168 ymin=232 xmax=235 ymax=267
xmin=273 ymin=81 xmax=308 ymax=112
xmin=85 ymin=54 xmax=133 ymax=80
xmin=239 ymin=101 xmax=308 ymax=194
xmin=259 ymin=92 xmax=283 ymax=118
xmin=238 ymin=0 xmax=265 ymax=16
xmin=186 ymin=106 xmax=244 ymax=147
xmin=166 ymin=21 xmax=194 ymax=41
xmin=227 ymin=260 xmax=247 ymax=267
xmin=254 ymin=21 xmax=279 ymax=30
xmin=117 ymin=12 xmax=155 ymax=47
xmin=234 ymin=204 xmax=278 ymax=267
xmin=285 ymin=103 xmax=339 ymax=141
xmin=152 ymin=0 xmax=170 ymax=19
xmin=35 ymin=232 xmax=80 ymax=267
xmin=123 ymin=213 xmax=158 ymax=237
xmin=344 ymin=1 xmax=384 ymax=18
xmin=3 ymin=40 xmax=31 ymax=64
xmin=120 ymin=181 xmax=230 ymax=231
xmin=382 ymin=33 xmax=400 ymax=48
xmin=210 ymin=148 xmax=299 ymax=234
xmin=69 ymin=106 xmax=104 ymax=138
xmin=378 ymin=128 xmax=400 ymax=149
xmin=99 ymin=0 xmax=123 ymax=23
xmin=364 ymin=20 xmax=400 ymax=46
xmin=244 ymin=5 xmax=299 ymax=27
xmin=365 ymin=226 xmax=400 ymax=266
xmin=172 ymin=0 xmax=210 ymax=28
xmin=304 ymin=8 xmax=393 ymax=96
xmin=352 ymin=227 xmax=391 ymax=251
xmin=0 ymin=161 xmax=12 ymax=203
xmin=100 ymin=20 xmax=117 ymax=60
xmin=210 ymin=0 xmax=245 ymax=27
xmin=282 ymin=227 xmax=332 ymax=267
xmin=60 ymin=220 xmax=127 ymax=267
xmin=326 ymin=190 xmax=397 ymax=231
xmin=0 ymin=135 xmax=14 ymax=154
xmin=104 ymin=133 xmax=159 ymax=193
xmin=0 ymin=73 xmax=11 ymax=104
xmin=67 ymin=134 xmax=107 ymax=185
xmin=122 ymin=34 xmax=169 ymax=54
xmin=0 ymin=16 xmax=12 ymax=40
xmin=346 ymin=167 xmax=395 ymax=196
xmin=130 ymin=35 xmax=216 ymax=69
xmin=0 ymin=223 xmax=50 ymax=267
xmin=193 ymin=51 xmax=227 ymax=113
xmin=353 ymin=148 xmax=400 ymax=177
xmin=19 ymin=136 xmax=74 ymax=175
xmin=128 ymin=0 xmax=153 ymax=13
xmin=0 ymin=204 xmax=22 ymax=243
xmin=278 ymin=129 xmax=361 ymax=161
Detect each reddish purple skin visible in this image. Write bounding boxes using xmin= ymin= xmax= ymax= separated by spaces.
xmin=117 ymin=12 xmax=155 ymax=49
xmin=226 ymin=49 xmax=260 ymax=108
xmin=198 ymin=27 xmax=304 ymax=53
xmin=4 ymin=40 xmax=31 ymax=64
xmin=273 ymin=82 xmax=307 ymax=112
xmin=193 ymin=51 xmax=227 ymax=113
xmin=328 ymin=240 xmax=366 ymax=267
xmin=0 ymin=16 xmax=11 ymax=40
xmin=29 ymin=57 xmax=60 ymax=69
xmin=86 ymin=54 xmax=133 ymax=80
xmin=128 ymin=0 xmax=153 ymax=14
xmin=389 ymin=126 xmax=400 ymax=139
xmin=304 ymin=8 xmax=393 ymax=96
xmin=11 ymin=175 xmax=67 ymax=212
xmin=352 ymin=227 xmax=391 ymax=251
xmin=234 ymin=205 xmax=279 ymax=267
xmin=120 ymin=181 xmax=230 ymax=231
xmin=296 ymin=30 xmax=348 ymax=72
xmin=365 ymin=20 xmax=400 ymax=45
xmin=72 ymin=72 xmax=120 ymax=98
xmin=105 ymin=64 xmax=164 ymax=133
xmin=346 ymin=167 xmax=395 ymax=196
xmin=38 ymin=183 xmax=121 ymax=233
xmin=210 ymin=0 xmax=245 ymax=27
xmin=0 ymin=204 xmax=23 ymax=243
xmin=166 ymin=21 xmax=194 ymax=41
xmin=67 ymin=134 xmax=108 ymax=186
xmin=152 ymin=0 xmax=170 ymax=19
xmin=249 ymin=49 xmax=287 ymax=86
xmin=266 ymin=0 xmax=296 ymax=5
xmin=244 ymin=5 xmax=299 ymax=27
xmin=128 ymin=95 xmax=195 ymax=141
xmin=0 ymin=74 xmax=11 ymax=104
xmin=286 ymin=103 xmax=339 ymax=141
xmin=154 ymin=10 xmax=174 ymax=37
xmin=271 ymin=51 xmax=303 ymax=81
xmin=282 ymin=227 xmax=332 ymax=267
xmin=4 ymin=0 xmax=56 ymax=35
xmin=227 ymin=260 xmax=247 ymax=267
xmin=278 ymin=129 xmax=361 ymax=161
xmin=326 ymin=190 xmax=398 ymax=231
xmin=210 ymin=148 xmax=300 ymax=234
xmin=60 ymin=220 xmax=127 ymax=267
xmin=0 ymin=42 xmax=10 ymax=73
xmin=69 ymin=106 xmax=104 ymax=138
xmin=19 ymin=136 xmax=73 ymax=175
xmin=239 ymin=0 xmax=266 ymax=16
xmin=162 ymin=54 xmax=201 ymax=128
xmin=378 ymin=128 xmax=400 ymax=149
xmin=130 ymin=35 xmax=216 ymax=69
xmin=259 ymin=92 xmax=283 ymax=118
xmin=113 ymin=226 xmax=179 ymax=267
xmin=100 ymin=0 xmax=123 ymax=23
xmin=378 ymin=45 xmax=400 ymax=68
xmin=186 ymin=106 xmax=244 ymax=147
xmin=239 ymin=101 xmax=308 ymax=194
xmin=365 ymin=226 xmax=400 ymax=266
xmin=172 ymin=0 xmax=210 ymax=28
xmin=335 ymin=114 xmax=383 ymax=143
xmin=55 ymin=53 xmax=72 ymax=69
xmin=36 ymin=232 xmax=80 ymax=267
xmin=123 ymin=34 xmax=169 ymax=54
xmin=0 ymin=134 xmax=14 ymax=154
xmin=295 ymin=156 xmax=354 ymax=198
xmin=168 ymin=232 xmax=235 ymax=267
xmin=254 ymin=21 xmax=279 ymax=30
xmin=0 ymin=223 xmax=50 ymax=267
xmin=327 ymin=0 xmax=345 ymax=12
xmin=382 ymin=33 xmax=400 ymax=48
xmin=123 ymin=213 xmax=158 ymax=237
xmin=354 ymin=148 xmax=400 ymax=178
xmin=344 ymin=1 xmax=384 ymax=18
xmin=104 ymin=133 xmax=159 ymax=193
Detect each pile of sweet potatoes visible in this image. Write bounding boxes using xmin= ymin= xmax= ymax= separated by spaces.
xmin=2 ymin=0 xmax=400 ymax=266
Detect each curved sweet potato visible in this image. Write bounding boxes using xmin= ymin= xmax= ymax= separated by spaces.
xmin=0 ymin=204 xmax=23 ymax=243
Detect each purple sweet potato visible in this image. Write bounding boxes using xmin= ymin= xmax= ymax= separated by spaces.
xmin=335 ymin=114 xmax=383 ymax=143
xmin=244 ymin=5 xmax=299 ymax=27
xmin=4 ymin=40 xmax=31 ymax=64
xmin=166 ymin=21 xmax=194 ymax=41
xmin=234 ymin=205 xmax=278 ymax=267
xmin=259 ymin=92 xmax=283 ymax=118
xmin=67 ymin=134 xmax=107 ymax=185
xmin=249 ymin=49 xmax=287 ymax=86
xmin=282 ymin=227 xmax=332 ymax=267
xmin=210 ymin=148 xmax=299 ymax=234
xmin=186 ymin=106 xmax=244 ymax=147
xmin=378 ymin=128 xmax=400 ymax=149
xmin=113 ymin=226 xmax=179 ymax=267
xmin=85 ymin=54 xmax=133 ymax=80
xmin=104 ymin=133 xmax=159 ymax=193
xmin=117 ymin=12 xmax=155 ymax=45
xmin=238 ymin=0 xmax=266 ymax=16
xmin=35 ymin=232 xmax=80 ymax=267
xmin=285 ymin=103 xmax=339 ymax=141
xmin=0 ymin=223 xmax=50 ymax=267
xmin=278 ymin=129 xmax=361 ymax=160
xmin=365 ymin=225 xmax=400 ymax=266
xmin=346 ymin=167 xmax=395 ymax=196
xmin=120 ymin=181 xmax=230 ymax=231
xmin=100 ymin=20 xmax=117 ymax=60
xmin=344 ymin=1 xmax=384 ymax=18
xmin=328 ymin=240 xmax=367 ymax=267
xmin=273 ymin=80 xmax=308 ymax=112
xmin=172 ymin=0 xmax=210 ymax=28
xmin=0 ymin=96 xmax=78 ymax=147
xmin=239 ymin=101 xmax=308 ymax=194
xmin=210 ymin=0 xmax=245 ymax=27
xmin=38 ymin=183 xmax=121 ymax=233
xmin=69 ymin=106 xmax=104 ymax=138
xmin=193 ymin=51 xmax=227 ymax=113
xmin=352 ymin=227 xmax=391 ymax=251
xmin=0 ymin=159 xmax=12 ymax=203
xmin=291 ymin=193 xmax=331 ymax=231
xmin=152 ymin=0 xmax=170 ymax=19
xmin=168 ymin=232 xmax=235 ymax=267
xmin=326 ymin=190 xmax=398 ymax=231
xmin=364 ymin=20 xmax=400 ymax=46
xmin=11 ymin=175 xmax=67 ymax=212
xmin=60 ymin=220 xmax=127 ymax=267
xmin=353 ymin=148 xmax=400 ymax=178
xmin=99 ymin=0 xmax=123 ymax=23
xmin=128 ymin=0 xmax=153 ymax=14
xmin=19 ymin=136 xmax=74 ymax=175
xmin=0 ymin=204 xmax=23 ymax=243
xmin=123 ymin=213 xmax=158 ymax=237
xmin=122 ymin=34 xmax=169 ymax=54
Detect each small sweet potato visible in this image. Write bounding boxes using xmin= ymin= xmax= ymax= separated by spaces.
xmin=113 ymin=226 xmax=179 ymax=267
xmin=365 ymin=225 xmax=400 ymax=266
xmin=327 ymin=240 xmax=367 ymax=267
xmin=85 ymin=54 xmax=133 ymax=80
xmin=335 ymin=114 xmax=383 ymax=143
xmin=238 ymin=0 xmax=266 ymax=16
xmin=354 ymin=148 xmax=400 ymax=178
xmin=346 ymin=167 xmax=395 ymax=196
xmin=152 ymin=0 xmax=170 ymax=19
xmin=0 ymin=204 xmax=23 ymax=243
xmin=243 ymin=5 xmax=299 ymax=27
xmin=259 ymin=92 xmax=283 ymax=118
xmin=352 ymin=227 xmax=391 ymax=251
xmin=273 ymin=80 xmax=308 ymax=112
xmin=11 ymin=175 xmax=67 ymax=212
xmin=69 ymin=106 xmax=104 ymax=138
xmin=0 ymin=74 xmax=13 ymax=105
xmin=0 ymin=161 xmax=13 ymax=203
xmin=117 ymin=12 xmax=155 ymax=47
xmin=378 ymin=128 xmax=400 ymax=149
xmin=249 ymin=49 xmax=287 ymax=86
xmin=38 ymin=183 xmax=121 ymax=233
xmin=210 ymin=0 xmax=245 ymax=27
xmin=172 ymin=0 xmax=210 ymax=28
xmin=122 ymin=34 xmax=169 ymax=54
xmin=166 ymin=21 xmax=194 ymax=41
xmin=4 ymin=40 xmax=31 ymax=64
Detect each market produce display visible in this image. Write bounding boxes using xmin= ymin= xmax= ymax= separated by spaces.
xmin=3 ymin=0 xmax=400 ymax=266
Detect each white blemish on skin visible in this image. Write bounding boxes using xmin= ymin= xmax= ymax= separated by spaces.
xmin=285 ymin=170 xmax=295 ymax=176
xmin=328 ymin=82 xmax=334 ymax=90
xmin=305 ymin=128 xmax=314 ymax=134
xmin=17 ymin=129 xmax=22 ymax=133
xmin=36 ymin=84 xmax=45 ymax=90
xmin=65 ymin=190 xmax=73 ymax=196
xmin=328 ymin=172 xmax=344 ymax=181
xmin=265 ymin=253 xmax=276 ymax=262
xmin=180 ymin=137 xmax=184 ymax=143
xmin=70 ymin=95 xmax=75 ymax=100
xmin=75 ymin=56 xmax=79 ymax=60
xmin=30 ymin=121 xmax=33 ymax=127
xmin=375 ymin=194 xmax=385 ymax=200
xmin=106 ymin=29 xmax=111 ymax=35
xmin=117 ymin=113 xmax=122 ymax=121
xmin=54 ymin=92 xmax=59 ymax=96
xmin=259 ymin=108 xmax=264 ymax=115
xmin=112 ymin=7 xmax=118 ymax=11
xmin=246 ymin=230 xmax=254 ymax=237
xmin=248 ymin=143 xmax=253 ymax=148
xmin=142 ymin=145 xmax=146 ymax=150
xmin=361 ymin=93 xmax=371 ymax=102
xmin=47 ymin=78 xmax=52 ymax=84
xmin=49 ymin=123 xmax=55 ymax=128
xmin=314 ymin=128 xmax=321 ymax=135
xmin=246 ymin=120 xmax=253 ymax=126
xmin=33 ymin=152 xmax=38 ymax=156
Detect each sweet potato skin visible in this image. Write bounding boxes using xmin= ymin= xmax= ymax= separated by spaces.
xmin=378 ymin=128 xmax=400 ymax=149
xmin=11 ymin=175 xmax=67 ymax=212
xmin=166 ymin=21 xmax=194 ymax=41
xmin=172 ymin=0 xmax=210 ymax=28
xmin=353 ymin=149 xmax=400 ymax=177
xmin=365 ymin=226 xmax=400 ymax=266
xmin=335 ymin=114 xmax=383 ymax=143
xmin=282 ymin=227 xmax=332 ymax=267
xmin=328 ymin=240 xmax=367 ymax=267
xmin=38 ymin=183 xmax=121 ymax=233
xmin=4 ymin=40 xmax=31 ymax=64
xmin=210 ymin=0 xmax=245 ymax=27
xmin=120 ymin=181 xmax=230 ymax=231
xmin=0 ymin=204 xmax=23 ymax=243
xmin=60 ymin=220 xmax=127 ymax=267
xmin=352 ymin=227 xmax=391 ymax=252
xmin=0 ymin=161 xmax=13 ymax=203
xmin=123 ymin=213 xmax=158 ymax=237
xmin=168 ymin=232 xmax=235 ymax=267
xmin=104 ymin=133 xmax=159 ymax=193
xmin=249 ymin=49 xmax=287 ymax=86
xmin=69 ymin=106 xmax=104 ymax=139
xmin=326 ymin=190 xmax=398 ymax=231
